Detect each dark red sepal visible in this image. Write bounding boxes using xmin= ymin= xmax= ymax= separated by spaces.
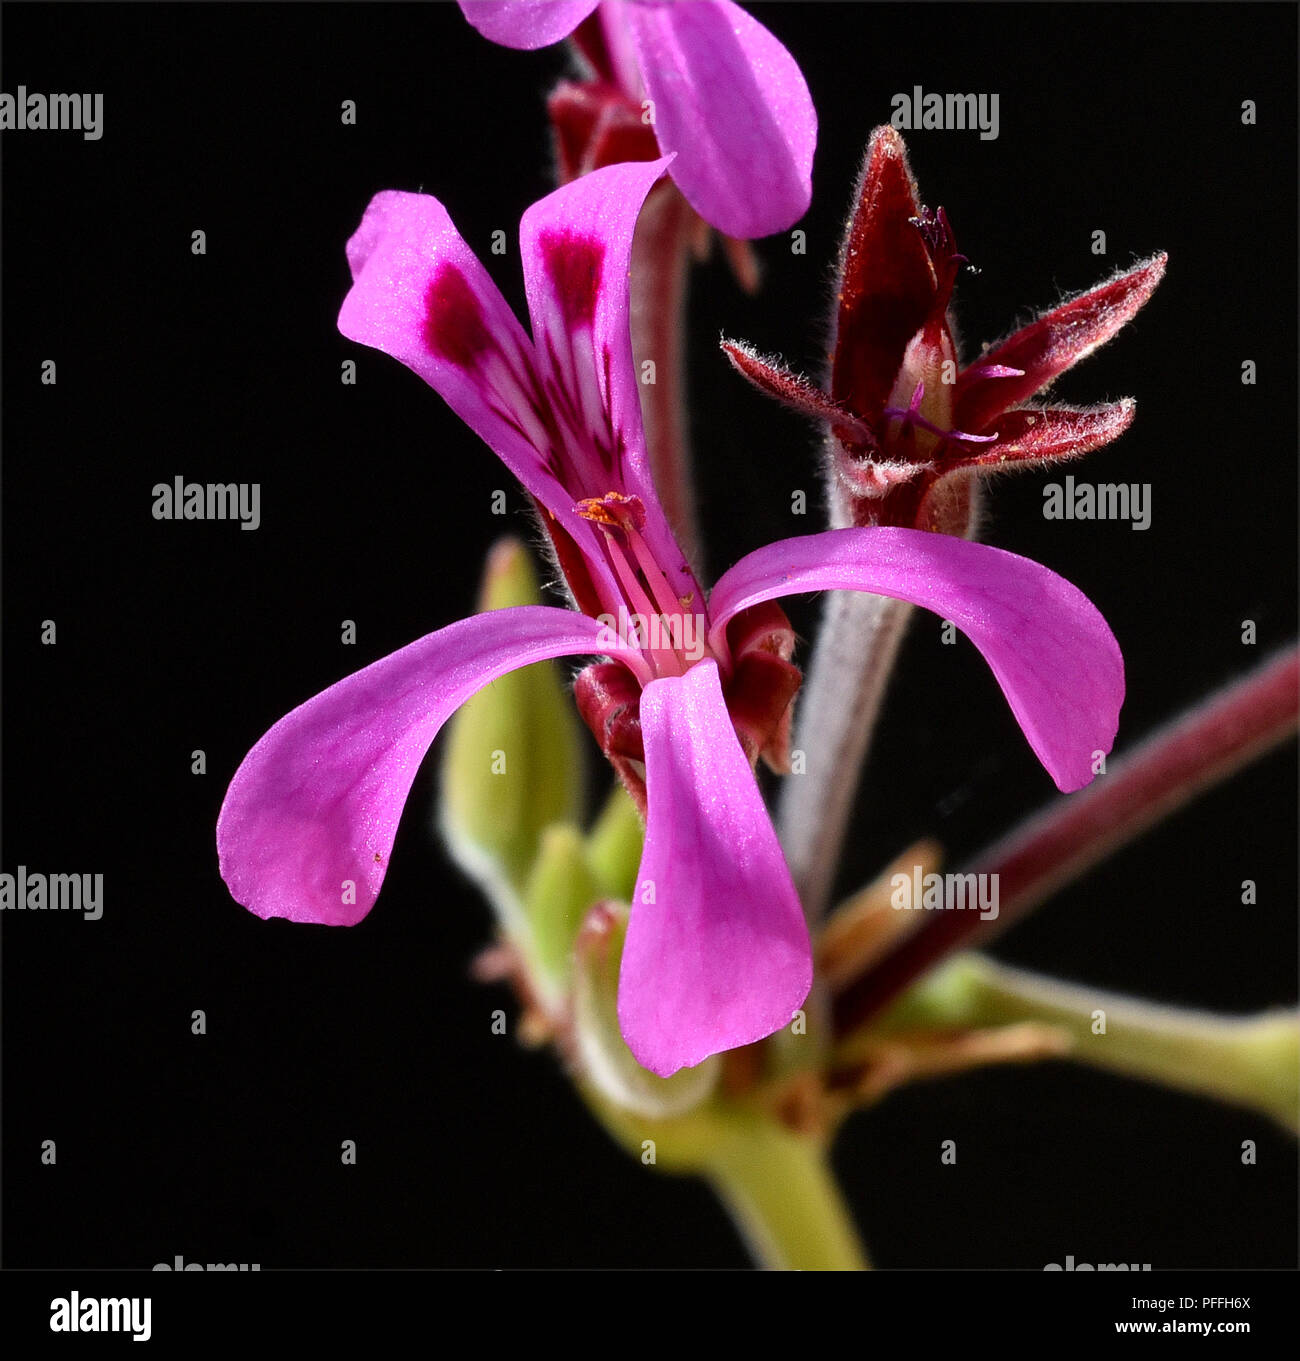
xmin=721 ymin=600 xmax=801 ymax=772
xmin=831 ymin=126 xmax=938 ymax=424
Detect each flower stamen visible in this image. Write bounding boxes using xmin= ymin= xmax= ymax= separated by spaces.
xmin=881 ymin=380 xmax=999 ymax=449
xmin=576 ymin=493 xmax=708 ymax=676
xmin=909 ymin=204 xmax=968 ymax=307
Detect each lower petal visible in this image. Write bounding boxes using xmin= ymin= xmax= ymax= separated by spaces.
xmin=618 ymin=659 xmax=812 ymax=1076
xmin=218 ymin=606 xmax=632 ymax=926
xmin=707 ymin=528 xmax=1124 ymax=793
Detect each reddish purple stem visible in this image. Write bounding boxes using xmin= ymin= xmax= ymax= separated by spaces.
xmin=628 ymin=183 xmax=703 ymax=571
xmin=833 ymin=644 xmax=1300 ymax=1035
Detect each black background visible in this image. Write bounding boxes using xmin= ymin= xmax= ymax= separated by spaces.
xmin=2 ymin=1 xmax=1296 ymax=1270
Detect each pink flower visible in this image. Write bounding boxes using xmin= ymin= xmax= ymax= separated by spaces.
xmin=457 ymin=0 xmax=816 ymax=238
xmin=217 ymin=160 xmax=1124 ymax=1076
xmin=724 ymin=125 xmax=1166 ymax=536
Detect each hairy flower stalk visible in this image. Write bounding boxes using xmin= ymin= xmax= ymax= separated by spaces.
xmin=725 ymin=126 xmax=1165 ymax=919
xmin=530 ymin=1 xmax=802 ymax=566
xmin=625 ymin=178 xmax=708 ymax=569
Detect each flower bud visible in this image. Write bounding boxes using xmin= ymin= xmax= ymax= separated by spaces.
xmin=519 ymin=825 xmax=602 ymax=1005
xmin=439 ymin=538 xmax=586 ymax=912
xmin=584 ymin=786 xmax=643 ymax=904
xmin=572 ymin=902 xmax=719 ymax=1118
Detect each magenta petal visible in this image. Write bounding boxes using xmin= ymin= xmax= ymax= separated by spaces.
xmin=618 ymin=659 xmax=812 ymax=1077
xmin=338 ymin=192 xmax=563 ymax=511
xmin=520 ymin=158 xmax=700 ymax=602
xmin=625 ymin=0 xmax=815 ymax=238
xmin=457 ymin=0 xmax=598 ymax=49
xmin=337 ymin=190 xmax=622 ymax=607
xmin=707 ymin=528 xmax=1124 ymax=792
xmin=218 ymin=606 xmax=636 ymax=927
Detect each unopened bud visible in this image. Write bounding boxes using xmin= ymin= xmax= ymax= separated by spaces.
xmin=573 ymin=903 xmax=719 ymax=1118
xmin=440 ymin=538 xmax=585 ymax=910
xmin=521 ymin=826 xmax=602 ymax=1004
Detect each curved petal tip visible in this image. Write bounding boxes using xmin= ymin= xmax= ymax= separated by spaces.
xmin=618 ymin=659 xmax=812 ymax=1077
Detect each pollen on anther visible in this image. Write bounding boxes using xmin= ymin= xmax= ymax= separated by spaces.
xmin=574 ymin=491 xmax=646 ymax=532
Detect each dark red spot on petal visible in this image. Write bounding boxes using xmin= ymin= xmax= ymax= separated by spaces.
xmin=539 ymin=230 xmax=605 ymax=329
xmin=423 ymin=264 xmax=494 ymax=371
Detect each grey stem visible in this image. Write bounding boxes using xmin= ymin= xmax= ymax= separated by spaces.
xmin=778 ymin=587 xmax=913 ymax=923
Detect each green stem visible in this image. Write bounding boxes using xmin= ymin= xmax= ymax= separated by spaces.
xmin=882 ymin=954 xmax=1300 ymax=1132
xmin=703 ymin=1117 xmax=869 ymax=1271
xmin=586 ymin=1091 xmax=868 ymax=1270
